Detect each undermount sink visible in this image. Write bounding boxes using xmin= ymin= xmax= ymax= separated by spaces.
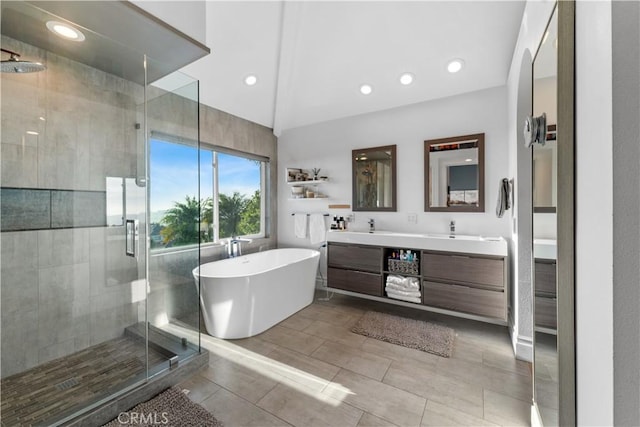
xmin=327 ymin=230 xmax=507 ymax=256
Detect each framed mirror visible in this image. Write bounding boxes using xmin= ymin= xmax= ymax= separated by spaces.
xmin=352 ymin=145 xmax=396 ymax=211
xmin=424 ymin=133 xmax=485 ymax=212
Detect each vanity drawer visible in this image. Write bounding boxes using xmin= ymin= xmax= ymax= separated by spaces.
xmin=423 ymin=281 xmax=506 ymax=320
xmin=535 ymin=296 xmax=557 ymax=329
xmin=422 ymin=252 xmax=504 ymax=290
xmin=328 ymin=243 xmax=382 ymax=273
xmin=535 ymin=259 xmax=557 ymax=296
xmin=328 ymin=268 xmax=382 ymax=296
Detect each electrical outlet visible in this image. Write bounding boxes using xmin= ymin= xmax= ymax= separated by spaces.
xmin=407 ymin=213 xmax=417 ymax=223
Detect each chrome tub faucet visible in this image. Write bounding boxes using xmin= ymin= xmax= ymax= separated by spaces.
xmin=227 ymin=237 xmax=253 ymax=257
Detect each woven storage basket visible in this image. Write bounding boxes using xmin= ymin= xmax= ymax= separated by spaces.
xmin=388 ymin=259 xmax=419 ymax=275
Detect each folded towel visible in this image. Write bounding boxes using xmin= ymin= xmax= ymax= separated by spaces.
xmin=386 ymin=290 xmax=422 ymax=304
xmin=386 ymin=275 xmax=409 ymax=285
xmin=294 ymin=213 xmax=307 ymax=239
xmin=309 ymin=213 xmax=326 ymax=245
xmin=385 ymin=283 xmax=421 ymax=295
xmin=385 ymin=275 xmax=420 ymax=290
xmin=385 ymin=286 xmax=421 ymax=298
xmin=496 ymin=178 xmax=512 ymax=218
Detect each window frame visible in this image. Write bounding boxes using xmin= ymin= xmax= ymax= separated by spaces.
xmin=149 ymin=134 xmax=269 ymax=252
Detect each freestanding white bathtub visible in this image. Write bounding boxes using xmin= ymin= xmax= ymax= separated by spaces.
xmin=193 ymin=248 xmax=320 ymax=339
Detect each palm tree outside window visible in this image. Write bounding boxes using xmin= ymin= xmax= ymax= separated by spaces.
xmin=150 ymin=138 xmax=268 ymax=249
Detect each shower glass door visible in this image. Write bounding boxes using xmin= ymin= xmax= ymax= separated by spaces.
xmin=145 ymin=58 xmax=203 ymax=365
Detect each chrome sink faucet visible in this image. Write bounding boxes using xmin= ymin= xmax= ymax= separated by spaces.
xmin=449 ymin=220 xmax=456 ymax=237
xmin=227 ymin=236 xmax=253 ymax=257
xmin=368 ymin=218 xmax=375 ymax=233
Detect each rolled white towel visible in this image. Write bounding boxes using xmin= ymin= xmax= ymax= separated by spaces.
xmin=386 ymin=290 xmax=421 ymax=304
xmin=385 ymin=286 xmax=421 ymax=298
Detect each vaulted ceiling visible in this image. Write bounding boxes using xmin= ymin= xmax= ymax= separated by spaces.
xmin=180 ymin=1 xmax=526 ymax=136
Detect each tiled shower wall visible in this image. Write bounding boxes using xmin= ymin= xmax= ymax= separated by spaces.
xmin=1 ymin=36 xmax=279 ymax=377
xmin=1 ymin=37 xmax=142 ymax=377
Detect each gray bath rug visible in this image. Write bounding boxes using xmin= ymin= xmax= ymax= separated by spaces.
xmin=103 ymin=387 xmax=223 ymax=427
xmin=351 ymin=311 xmax=455 ymax=358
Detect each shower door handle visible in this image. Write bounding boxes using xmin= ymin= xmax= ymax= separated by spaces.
xmin=126 ymin=219 xmax=138 ymax=257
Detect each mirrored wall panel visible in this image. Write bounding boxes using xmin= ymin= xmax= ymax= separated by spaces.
xmin=533 ymin=5 xmax=559 ymax=427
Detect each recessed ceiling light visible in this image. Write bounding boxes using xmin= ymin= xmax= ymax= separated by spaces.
xmin=447 ymin=59 xmax=464 ymax=73
xmin=399 ymin=73 xmax=414 ymax=85
xmin=46 ymin=21 xmax=85 ymax=42
xmin=26 ymin=130 xmax=39 ymax=136
xmin=39 ymin=116 xmax=46 ymax=121
xmin=360 ymin=84 xmax=373 ymax=95
xmin=244 ymin=75 xmax=257 ymax=86
xmin=465 ymin=158 xmax=473 ymax=162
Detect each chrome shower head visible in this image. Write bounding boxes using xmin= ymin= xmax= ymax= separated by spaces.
xmin=1 ymin=48 xmax=46 ymax=73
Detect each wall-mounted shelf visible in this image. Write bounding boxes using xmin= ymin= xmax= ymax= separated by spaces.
xmin=287 ymin=176 xmax=330 ymax=199
xmin=287 ymin=179 xmax=328 ymax=185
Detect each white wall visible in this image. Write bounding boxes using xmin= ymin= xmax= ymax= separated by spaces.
xmin=278 ymin=86 xmax=511 ymax=253
xmin=576 ymin=1 xmax=614 ymax=425
xmin=130 ymin=1 xmax=206 ymax=45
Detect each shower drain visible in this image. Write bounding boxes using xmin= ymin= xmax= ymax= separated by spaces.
xmin=55 ymin=377 xmax=79 ymax=391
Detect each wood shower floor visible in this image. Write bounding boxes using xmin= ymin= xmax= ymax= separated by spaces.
xmin=0 ymin=336 xmax=167 ymax=426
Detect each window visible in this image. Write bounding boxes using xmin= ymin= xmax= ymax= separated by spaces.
xmin=150 ymin=137 xmax=268 ymax=249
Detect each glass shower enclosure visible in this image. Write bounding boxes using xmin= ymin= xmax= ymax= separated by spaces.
xmin=0 ymin=2 xmax=204 ymax=425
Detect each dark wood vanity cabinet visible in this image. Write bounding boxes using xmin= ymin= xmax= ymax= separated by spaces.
xmin=327 ymin=243 xmax=383 ymax=296
xmin=534 ymin=259 xmax=557 ymax=329
xmin=327 ymin=242 xmax=508 ymax=322
xmin=422 ymin=251 xmax=507 ymax=321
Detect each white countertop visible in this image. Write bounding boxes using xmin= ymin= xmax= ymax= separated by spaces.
xmin=534 ymin=239 xmax=557 ymax=260
xmin=327 ymin=230 xmax=508 ymax=257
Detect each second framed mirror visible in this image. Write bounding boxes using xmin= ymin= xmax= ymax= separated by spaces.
xmin=424 ymin=133 xmax=485 ymax=212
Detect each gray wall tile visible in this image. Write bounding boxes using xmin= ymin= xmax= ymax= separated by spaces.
xmin=51 ymin=190 xmax=106 ymax=228
xmin=1 ymin=308 xmax=39 ymax=377
xmin=1 ymin=231 xmax=39 ymax=269
xmin=1 ymin=141 xmax=39 ymax=189
xmin=0 ymin=188 xmax=50 ymax=231
xmin=38 ymin=229 xmax=90 ymax=267
xmin=0 ymin=267 xmax=39 ymax=318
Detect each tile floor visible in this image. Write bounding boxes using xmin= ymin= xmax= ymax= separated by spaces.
xmin=170 ymin=292 xmax=533 ymax=427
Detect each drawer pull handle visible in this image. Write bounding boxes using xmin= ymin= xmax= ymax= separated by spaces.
xmin=451 ymin=255 xmax=470 ymax=259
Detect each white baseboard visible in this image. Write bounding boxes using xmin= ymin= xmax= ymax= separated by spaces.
xmin=509 ymin=315 xmax=534 ymax=362
xmin=514 ymin=335 xmax=533 ymax=362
